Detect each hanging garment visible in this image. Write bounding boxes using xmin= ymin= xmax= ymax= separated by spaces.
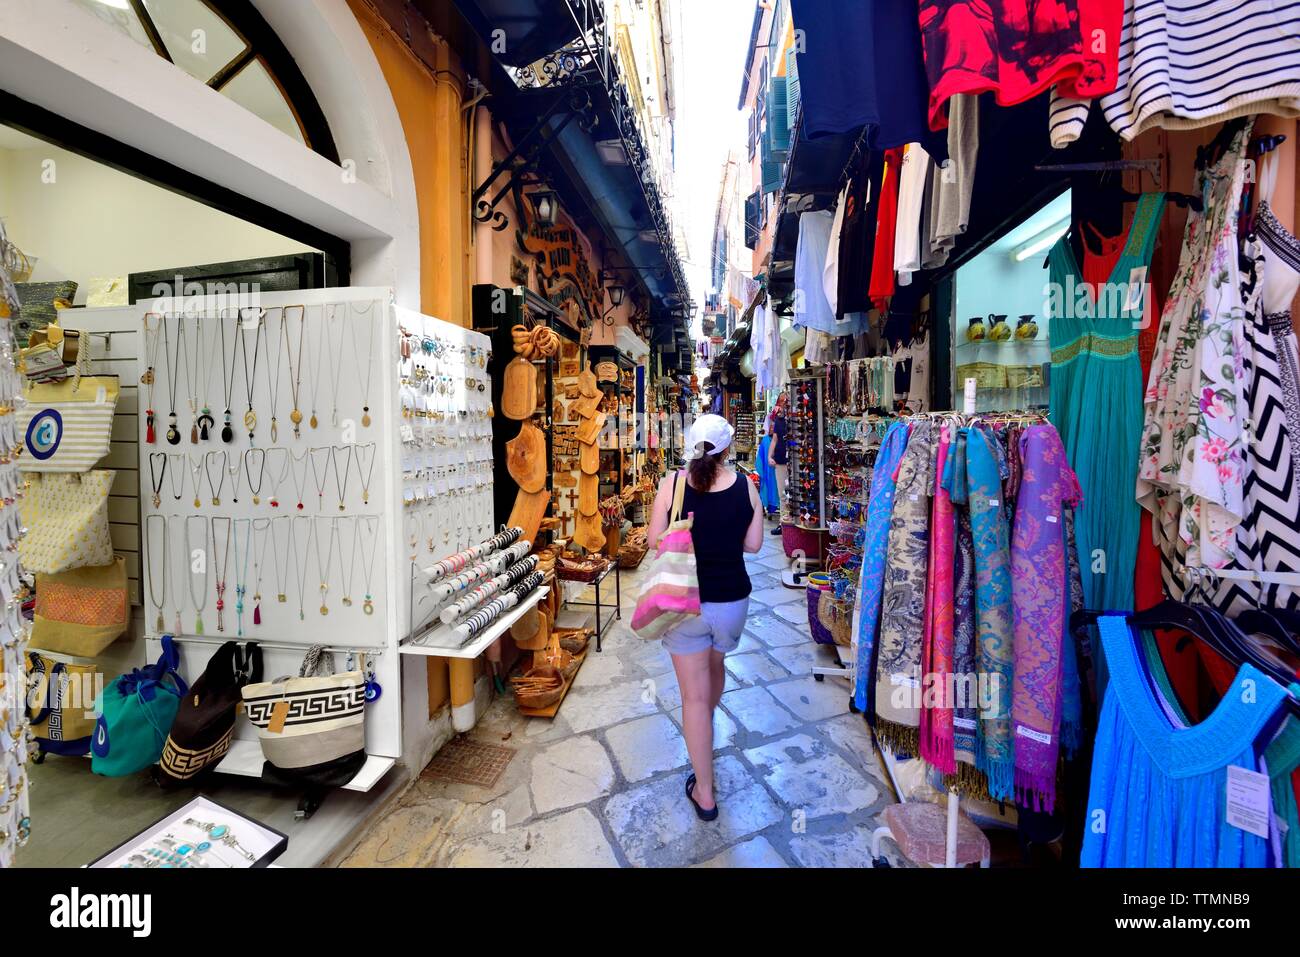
xmin=838 ymin=151 xmax=884 ymax=315
xmin=1266 ymin=703 xmax=1300 ymax=869
xmin=788 ymin=0 xmax=945 ymax=153
xmin=942 ymin=428 xmax=982 ymax=776
xmin=795 ymin=211 xmax=839 ymax=334
xmin=1138 ymin=126 xmax=1253 ymax=599
xmin=853 ymin=422 xmax=911 ymax=714
xmin=921 ymin=423 xmax=958 ymax=775
xmin=917 ymin=0 xmax=1121 ymax=132
xmin=906 ymin=331 xmax=931 ymax=413
xmin=823 ymin=183 xmax=850 ymax=317
xmin=1010 ymin=425 xmax=1082 ymax=812
xmin=1050 ymin=0 xmax=1300 ymax=147
xmin=894 ymin=144 xmax=933 ymax=287
xmin=757 ymin=434 xmax=780 ymax=515
xmin=875 ymin=420 xmax=935 ymax=752
xmin=1082 ymin=616 xmax=1289 ymax=867
xmin=869 ymin=147 xmax=905 ymax=310
xmin=1049 ymin=192 xmax=1165 ymax=613
xmin=925 ymin=95 xmax=980 ymax=269
xmin=964 ymin=425 xmax=1016 ymax=800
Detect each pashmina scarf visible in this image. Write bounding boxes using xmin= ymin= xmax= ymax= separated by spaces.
xmin=874 ymin=420 xmax=934 ymax=753
xmin=852 ymin=422 xmax=911 ymax=714
xmin=1010 ymin=424 xmax=1081 ymax=812
xmin=964 ymin=425 xmax=1015 ymax=800
xmin=944 ymin=427 xmax=981 ymax=777
xmin=920 ymin=423 xmax=957 ymax=774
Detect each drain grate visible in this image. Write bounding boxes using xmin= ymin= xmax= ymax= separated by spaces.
xmin=420 ymin=738 xmax=517 ymax=788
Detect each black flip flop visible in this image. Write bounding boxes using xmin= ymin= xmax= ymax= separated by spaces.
xmin=685 ymin=773 xmax=719 ymax=822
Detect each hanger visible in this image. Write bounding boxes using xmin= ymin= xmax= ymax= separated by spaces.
xmin=1233 ymin=591 xmax=1300 ymax=658
xmin=1196 ymin=118 xmax=1250 ymax=171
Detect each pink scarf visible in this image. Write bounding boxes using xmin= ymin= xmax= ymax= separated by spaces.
xmin=920 ymin=424 xmax=957 ymax=774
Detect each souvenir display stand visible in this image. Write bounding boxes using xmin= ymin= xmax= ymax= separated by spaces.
xmin=781 ymin=369 xmax=828 ymax=585
xmin=134 ymin=288 xmax=480 ymax=802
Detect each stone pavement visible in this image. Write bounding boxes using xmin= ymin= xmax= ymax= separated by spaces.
xmin=342 ymin=519 xmax=905 ymax=868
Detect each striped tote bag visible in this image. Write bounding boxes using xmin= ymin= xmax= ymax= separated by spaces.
xmin=17 ymin=374 xmax=118 ymax=472
xmin=631 ymin=472 xmax=701 ymax=639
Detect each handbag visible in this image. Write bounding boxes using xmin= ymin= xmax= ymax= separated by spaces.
xmin=18 ymin=470 xmax=116 ymax=574
xmin=157 ymin=641 xmax=261 ymax=786
xmin=631 ymin=471 xmax=701 ymax=639
xmin=31 ymin=557 xmax=129 ymax=657
xmin=26 ymin=653 xmax=105 ymax=756
xmin=240 ymin=645 xmax=366 ymax=789
xmin=16 ymin=366 xmax=119 ymax=471
xmin=91 ymin=635 xmax=188 ymax=777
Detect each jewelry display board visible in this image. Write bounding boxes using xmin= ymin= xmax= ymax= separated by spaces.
xmin=135 ymin=288 xmax=459 ymax=776
xmin=89 ymin=795 xmax=287 ymax=869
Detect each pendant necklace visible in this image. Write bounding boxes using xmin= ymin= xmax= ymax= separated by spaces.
xmin=315 ymin=517 xmax=340 ymax=615
xmin=169 ymin=516 xmax=184 ymax=638
xmin=350 ymin=300 xmax=377 ymax=428
xmin=188 ymin=453 xmax=205 ymax=508
xmin=329 ymin=444 xmax=353 ymax=512
xmin=357 ymin=515 xmax=380 ymax=616
xmin=164 ymin=314 xmax=184 ymax=445
xmin=289 ymin=449 xmax=310 ymax=511
xmin=145 ymin=514 xmax=168 ymax=633
xmin=232 ymin=518 xmax=252 ymax=638
xmin=194 ymin=312 xmax=215 ymax=441
xmin=339 ymin=516 xmax=357 ymax=607
xmin=284 ymin=305 xmax=306 ymax=439
xmin=219 ymin=308 xmax=237 ymax=443
xmin=212 ymin=516 xmax=232 ymax=633
xmin=237 ymin=307 xmax=265 ymax=444
xmin=265 ymin=448 xmax=289 ymax=508
xmin=204 ymin=450 xmax=227 ymax=506
xmin=353 ymin=442 xmax=378 ymax=505
xmin=270 ymin=516 xmax=289 ymax=605
xmin=308 ymin=446 xmax=331 ymax=511
xmin=141 ymin=312 xmax=163 ymax=444
xmin=184 ymin=516 xmax=209 ymax=634
xmin=148 ymin=452 xmax=167 ymax=508
xmin=292 ymin=516 xmax=312 ymax=621
xmin=167 ymin=454 xmax=186 ymax=501
xmin=183 ymin=312 xmax=201 ymax=443
xmin=243 ymin=448 xmax=267 ymax=505
xmin=225 ymin=452 xmax=243 ymax=504
xmin=250 ymin=517 xmax=271 ymax=625
xmin=306 ymin=304 xmax=325 ymax=430
xmin=326 ymin=304 xmax=345 ymax=428
xmin=267 ymin=307 xmax=284 ymax=443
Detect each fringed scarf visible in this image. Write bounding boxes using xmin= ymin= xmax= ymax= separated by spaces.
xmin=965 ymin=425 xmax=1015 ymax=801
xmin=1010 ymin=424 xmax=1081 ymax=813
xmin=874 ymin=420 xmax=934 ymax=755
xmin=852 ymin=422 xmax=911 ymax=715
xmin=920 ymin=424 xmax=957 ymax=775
xmin=944 ymin=427 xmax=982 ymax=775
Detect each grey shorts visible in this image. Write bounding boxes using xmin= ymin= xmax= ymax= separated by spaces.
xmin=661 ymin=598 xmax=751 ymax=656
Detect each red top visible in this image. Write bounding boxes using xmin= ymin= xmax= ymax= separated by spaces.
xmin=868 ymin=147 xmax=905 ymax=311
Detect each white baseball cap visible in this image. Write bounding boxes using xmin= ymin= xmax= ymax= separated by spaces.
xmin=685 ymin=414 xmax=734 ymax=460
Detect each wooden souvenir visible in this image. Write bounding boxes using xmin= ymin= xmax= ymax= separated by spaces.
xmin=554 ymin=470 xmax=578 ymax=489
xmin=570 ymin=392 xmax=602 ymax=419
xmin=579 ymin=440 xmax=599 ymax=475
xmin=561 ymin=340 xmax=579 ymax=361
xmin=578 ymin=472 xmax=598 ymax=516
xmin=574 ymin=510 xmax=605 ymax=551
xmin=578 ymin=365 xmax=599 ymax=398
xmin=553 ymin=399 xmax=566 ymax=423
xmin=559 ymin=359 xmax=580 ymax=378
xmin=511 ymin=607 xmax=548 ymax=651
xmin=507 ymin=488 xmax=550 ymax=545
xmin=576 ymin=411 xmax=606 ymax=445
xmin=501 ymin=357 xmax=538 ymax=420
xmin=506 ymin=421 xmax=547 ymax=493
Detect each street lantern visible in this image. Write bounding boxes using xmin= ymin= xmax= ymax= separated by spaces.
xmin=529 ymin=187 xmax=558 ymax=227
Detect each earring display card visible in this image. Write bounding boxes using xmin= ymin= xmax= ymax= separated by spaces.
xmin=88 ymin=795 xmax=287 ymax=868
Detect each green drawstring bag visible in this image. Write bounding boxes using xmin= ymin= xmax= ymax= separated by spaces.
xmin=91 ymin=635 xmax=188 ymax=777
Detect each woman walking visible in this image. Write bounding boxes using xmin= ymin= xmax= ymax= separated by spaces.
xmin=646 ymin=414 xmax=764 ymax=820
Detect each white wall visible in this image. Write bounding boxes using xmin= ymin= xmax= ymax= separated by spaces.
xmin=0 ymin=140 xmax=313 ymax=303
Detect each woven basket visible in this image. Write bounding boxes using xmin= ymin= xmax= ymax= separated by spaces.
xmin=817 ymin=591 xmax=854 ymax=647
xmin=513 ymin=666 xmax=564 ymax=709
xmin=807 ymin=583 xmax=835 ymax=645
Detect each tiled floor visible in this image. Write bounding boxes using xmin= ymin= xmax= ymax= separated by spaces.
xmin=342 ymin=520 xmax=906 ymax=868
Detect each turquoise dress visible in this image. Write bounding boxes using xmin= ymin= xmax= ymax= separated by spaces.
xmin=1082 ymin=616 xmax=1288 ymax=867
xmin=1048 ymin=193 xmax=1165 ymax=613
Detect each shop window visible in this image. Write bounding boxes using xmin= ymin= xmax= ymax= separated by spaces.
xmin=68 ymin=0 xmax=332 ymax=156
xmin=744 ymin=190 xmax=761 ymax=249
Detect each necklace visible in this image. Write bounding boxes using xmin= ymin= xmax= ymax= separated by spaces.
xmin=184 ymin=516 xmax=209 ymax=634
xmin=357 ymin=515 xmax=380 ymax=615
xmin=195 ymin=312 xmax=215 ymax=441
xmin=285 ymin=305 xmax=306 ymax=438
xmin=166 ymin=454 xmax=186 ymax=501
xmin=250 ymin=518 xmax=271 ymax=625
xmin=267 ymin=307 xmax=285 ymax=443
xmin=308 ymin=447 xmax=331 ymax=511
xmin=204 ymin=450 xmax=227 ymax=506
xmin=271 ymin=516 xmax=289 ymax=605
xmin=142 ymin=312 xmax=163 ymax=444
xmin=354 ymin=442 xmax=378 ymax=505
xmin=292 ymin=516 xmax=312 ymax=621
xmin=145 ymin=514 xmax=168 ymax=632
xmin=212 ymin=517 xmax=232 ymax=633
xmin=329 ymin=445 xmax=353 ymax=512
xmin=265 ymin=448 xmax=289 ymax=508
xmin=188 ymin=453 xmax=205 ymax=508
xmin=233 ymin=518 xmax=252 ymax=638
xmin=148 ymin=452 xmax=167 ymax=508
xmin=289 ymin=450 xmax=309 ymax=511
xmin=350 ymin=300 xmax=377 ymax=428
xmin=237 ymin=308 xmax=265 ymax=443
xmin=219 ymin=308 xmax=236 ymax=443
xmin=326 ymin=304 xmax=345 ymax=428
xmin=315 ymin=517 xmax=340 ymax=616
xmin=183 ymin=312 xmax=201 ymax=443
xmin=306 ymin=305 xmax=325 ymax=430
xmin=226 ymin=453 xmax=242 ymax=505
xmin=339 ymin=516 xmax=357 ymax=607
xmin=243 ymin=448 xmax=267 ymax=505
xmin=169 ymin=516 xmax=184 ymax=637
xmin=165 ymin=314 xmax=184 ymax=445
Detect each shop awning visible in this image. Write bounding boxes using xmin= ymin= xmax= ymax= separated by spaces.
xmin=449 ymin=0 xmax=583 ymax=67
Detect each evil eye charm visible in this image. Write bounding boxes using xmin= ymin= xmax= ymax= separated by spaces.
xmin=25 ymin=409 xmax=63 ymax=460
xmin=364 ymin=680 xmax=382 ymax=703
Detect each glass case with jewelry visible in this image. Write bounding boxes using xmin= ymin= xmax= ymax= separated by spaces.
xmin=89 ymin=795 xmax=287 ymax=868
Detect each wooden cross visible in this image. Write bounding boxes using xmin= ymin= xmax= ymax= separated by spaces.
xmin=559 ymin=513 xmax=572 ymax=536
xmin=563 ymin=489 xmax=579 ymax=511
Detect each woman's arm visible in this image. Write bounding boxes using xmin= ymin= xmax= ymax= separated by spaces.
xmin=743 ymin=477 xmax=764 ymax=554
xmin=646 ymin=474 xmax=675 ymax=550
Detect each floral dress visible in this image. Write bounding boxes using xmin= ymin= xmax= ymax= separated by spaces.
xmin=1137 ymin=123 xmax=1254 ymax=596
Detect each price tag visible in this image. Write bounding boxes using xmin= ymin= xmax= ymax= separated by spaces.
xmin=1125 ymin=266 xmax=1147 ymax=312
xmin=1226 ymin=764 xmax=1270 ymax=838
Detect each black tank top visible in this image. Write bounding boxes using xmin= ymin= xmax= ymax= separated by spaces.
xmin=678 ymin=472 xmax=753 ymax=603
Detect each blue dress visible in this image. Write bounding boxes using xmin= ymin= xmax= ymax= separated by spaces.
xmin=1082 ymin=616 xmax=1289 ymax=867
xmin=757 ymin=435 xmax=779 ymax=515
